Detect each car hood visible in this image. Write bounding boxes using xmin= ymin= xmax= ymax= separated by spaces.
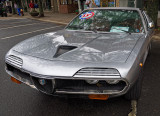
xmin=12 ymin=30 xmax=143 ymax=63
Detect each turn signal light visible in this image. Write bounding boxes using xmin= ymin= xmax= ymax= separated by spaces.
xmin=88 ymin=94 xmax=109 ymax=100
xmin=139 ymin=63 xmax=143 ymax=67
xmin=11 ymin=77 xmax=21 ymax=84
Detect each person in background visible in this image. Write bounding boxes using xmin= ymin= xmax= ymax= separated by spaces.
xmin=29 ymin=1 xmax=34 ymax=12
xmin=34 ymin=2 xmax=38 ymax=11
xmin=6 ymin=1 xmax=12 ymax=13
xmin=14 ymin=2 xmax=18 ymax=14
xmin=85 ymin=0 xmax=92 ymax=9
xmin=80 ymin=0 xmax=85 ymax=10
xmin=93 ymin=0 xmax=100 ymax=7
xmin=0 ymin=2 xmax=4 ymax=17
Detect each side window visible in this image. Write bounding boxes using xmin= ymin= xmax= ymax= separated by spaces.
xmin=142 ymin=11 xmax=149 ymax=29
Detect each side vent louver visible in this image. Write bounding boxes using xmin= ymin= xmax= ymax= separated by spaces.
xmin=54 ymin=45 xmax=77 ymax=58
xmin=6 ymin=55 xmax=23 ymax=68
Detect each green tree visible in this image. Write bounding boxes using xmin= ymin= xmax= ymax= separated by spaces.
xmin=11 ymin=0 xmax=16 ymax=14
xmin=146 ymin=0 xmax=159 ymax=28
xmin=38 ymin=0 xmax=44 ymax=17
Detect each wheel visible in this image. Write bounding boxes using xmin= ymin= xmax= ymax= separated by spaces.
xmin=124 ymin=69 xmax=143 ymax=100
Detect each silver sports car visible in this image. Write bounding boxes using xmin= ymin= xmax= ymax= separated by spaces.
xmin=5 ymin=7 xmax=154 ymax=100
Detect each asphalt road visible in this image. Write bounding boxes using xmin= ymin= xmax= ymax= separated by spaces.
xmin=0 ymin=18 xmax=160 ymax=116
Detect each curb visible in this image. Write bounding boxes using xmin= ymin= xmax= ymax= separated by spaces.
xmin=152 ymin=35 xmax=160 ymax=40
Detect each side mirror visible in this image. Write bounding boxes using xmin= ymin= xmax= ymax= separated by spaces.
xmin=148 ymin=22 xmax=154 ymax=29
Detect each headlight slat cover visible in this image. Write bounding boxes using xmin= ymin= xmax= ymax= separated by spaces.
xmin=74 ymin=68 xmax=120 ymax=78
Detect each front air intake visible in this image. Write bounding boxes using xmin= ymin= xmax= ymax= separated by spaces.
xmin=54 ymin=45 xmax=77 ymax=58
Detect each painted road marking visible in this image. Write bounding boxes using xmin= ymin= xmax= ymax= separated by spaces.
xmin=2 ymin=20 xmax=31 ymax=24
xmin=128 ymin=100 xmax=137 ymax=116
xmin=0 ymin=21 xmax=32 ymax=26
xmin=1 ymin=25 xmax=62 ymax=40
xmin=36 ymin=19 xmax=68 ymax=25
xmin=0 ymin=22 xmax=47 ymax=30
xmin=0 ymin=18 xmax=27 ymax=21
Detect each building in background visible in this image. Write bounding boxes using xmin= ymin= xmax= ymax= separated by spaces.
xmin=51 ymin=0 xmax=58 ymax=12
xmin=50 ymin=0 xmax=160 ymax=13
xmin=57 ymin=0 xmax=78 ymax=13
xmin=49 ymin=0 xmax=145 ymax=14
xmin=2 ymin=0 xmax=157 ymax=14
xmin=101 ymin=0 xmax=143 ymax=8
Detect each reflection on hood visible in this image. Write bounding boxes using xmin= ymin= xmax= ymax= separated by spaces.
xmin=12 ymin=30 xmax=143 ymax=63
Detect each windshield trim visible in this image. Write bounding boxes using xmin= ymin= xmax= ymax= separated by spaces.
xmin=64 ymin=28 xmax=145 ymax=34
xmin=65 ymin=9 xmax=145 ymax=34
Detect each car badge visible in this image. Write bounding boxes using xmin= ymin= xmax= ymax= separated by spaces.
xmin=39 ymin=79 xmax=46 ymax=85
xmin=79 ymin=12 xmax=95 ymax=19
xmin=96 ymin=83 xmax=102 ymax=87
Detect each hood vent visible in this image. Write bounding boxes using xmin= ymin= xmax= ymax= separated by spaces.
xmin=54 ymin=45 xmax=77 ymax=58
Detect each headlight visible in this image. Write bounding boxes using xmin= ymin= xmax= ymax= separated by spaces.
xmin=106 ymin=80 xmax=120 ymax=84
xmin=85 ymin=80 xmax=99 ymax=84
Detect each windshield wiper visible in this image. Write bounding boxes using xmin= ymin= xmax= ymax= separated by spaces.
xmin=67 ymin=25 xmax=83 ymax=29
xmin=111 ymin=28 xmax=131 ymax=35
xmin=119 ymin=29 xmax=131 ymax=35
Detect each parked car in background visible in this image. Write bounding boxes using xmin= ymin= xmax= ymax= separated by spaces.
xmin=5 ymin=7 xmax=154 ymax=100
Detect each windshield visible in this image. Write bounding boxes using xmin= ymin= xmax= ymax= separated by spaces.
xmin=66 ymin=9 xmax=144 ymax=33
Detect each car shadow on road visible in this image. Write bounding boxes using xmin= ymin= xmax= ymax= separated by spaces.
xmin=31 ymin=92 xmax=131 ymax=116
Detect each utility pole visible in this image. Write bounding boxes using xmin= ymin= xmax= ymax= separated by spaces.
xmin=38 ymin=0 xmax=44 ymax=17
xmin=134 ymin=0 xmax=137 ymax=8
xmin=21 ymin=0 xmax=24 ymax=9
xmin=78 ymin=0 xmax=82 ymax=13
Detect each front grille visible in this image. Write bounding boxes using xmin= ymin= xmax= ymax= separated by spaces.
xmin=74 ymin=68 xmax=120 ymax=78
xmin=6 ymin=55 xmax=23 ymax=68
xmin=55 ymin=79 xmax=127 ymax=94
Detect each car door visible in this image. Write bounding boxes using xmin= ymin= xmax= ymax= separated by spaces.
xmin=141 ymin=11 xmax=154 ymax=64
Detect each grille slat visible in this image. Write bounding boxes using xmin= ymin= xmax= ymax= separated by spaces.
xmin=7 ymin=57 xmax=23 ymax=63
xmin=6 ymin=55 xmax=23 ymax=68
xmin=74 ymin=68 xmax=120 ymax=77
xmin=6 ymin=60 xmax=22 ymax=67
xmin=7 ymin=58 xmax=23 ymax=65
xmin=75 ymin=74 xmax=120 ymax=76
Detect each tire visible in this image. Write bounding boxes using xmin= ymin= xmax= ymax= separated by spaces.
xmin=124 ymin=70 xmax=143 ymax=100
xmin=148 ymin=42 xmax=152 ymax=56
